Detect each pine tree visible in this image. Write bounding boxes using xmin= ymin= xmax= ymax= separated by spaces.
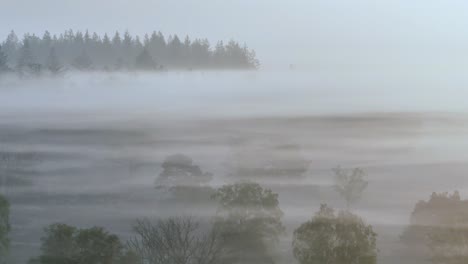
xmin=72 ymin=49 xmax=93 ymax=70
xmin=47 ymin=47 xmax=63 ymax=75
xmin=135 ymin=48 xmax=156 ymax=70
xmin=0 ymin=45 xmax=10 ymax=72
xmin=112 ymin=32 xmax=122 ymax=47
xmin=17 ymin=39 xmax=35 ymax=71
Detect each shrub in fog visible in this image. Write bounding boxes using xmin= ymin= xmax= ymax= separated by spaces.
xmin=128 ymin=216 xmax=223 ymax=264
xmin=292 ymin=204 xmax=377 ymax=264
xmin=333 ymin=167 xmax=368 ymax=209
xmin=211 ymin=182 xmax=285 ymax=264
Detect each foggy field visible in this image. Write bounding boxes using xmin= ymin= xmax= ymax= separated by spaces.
xmin=1 ymin=71 xmax=468 ymax=263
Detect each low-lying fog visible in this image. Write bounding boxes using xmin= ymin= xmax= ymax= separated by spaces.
xmin=2 ymin=70 xmax=468 ymax=263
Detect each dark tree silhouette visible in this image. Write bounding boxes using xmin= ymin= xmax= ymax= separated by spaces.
xmin=155 ymin=154 xmax=213 ymax=190
xmin=155 ymin=154 xmax=214 ymax=202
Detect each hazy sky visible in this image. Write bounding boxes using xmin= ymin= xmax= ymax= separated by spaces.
xmin=2 ymin=0 xmax=468 ymax=68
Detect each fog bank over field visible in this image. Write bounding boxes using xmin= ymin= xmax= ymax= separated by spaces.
xmin=1 ymin=71 xmax=468 ymax=264
xmin=1 ymin=70 xmax=468 ymax=118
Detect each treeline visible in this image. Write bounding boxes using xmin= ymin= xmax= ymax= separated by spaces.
xmin=0 ymin=30 xmax=259 ymax=76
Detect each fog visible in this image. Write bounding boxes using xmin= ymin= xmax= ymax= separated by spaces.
xmin=2 ymin=1 xmax=468 ymax=264
xmin=2 ymin=70 xmax=468 ymax=116
xmin=1 ymin=71 xmax=468 ymax=263
xmin=3 ymin=0 xmax=468 ymax=69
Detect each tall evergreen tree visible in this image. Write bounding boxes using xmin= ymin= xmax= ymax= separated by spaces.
xmin=135 ymin=48 xmax=156 ymax=70
xmin=72 ymin=49 xmax=93 ymax=70
xmin=17 ymin=38 xmax=35 ymax=71
xmin=46 ymin=47 xmax=63 ymax=74
xmin=0 ymin=45 xmax=9 ymax=72
xmin=112 ymin=32 xmax=122 ymax=47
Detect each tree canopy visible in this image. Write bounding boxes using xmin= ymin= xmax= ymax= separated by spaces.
xmin=212 ymin=182 xmax=284 ymax=264
xmin=32 ymin=223 xmax=133 ymax=264
xmin=292 ymin=204 xmax=377 ymax=264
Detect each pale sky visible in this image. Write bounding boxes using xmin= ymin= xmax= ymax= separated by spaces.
xmin=2 ymin=0 xmax=468 ymax=69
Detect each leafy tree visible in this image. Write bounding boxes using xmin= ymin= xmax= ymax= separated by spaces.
xmin=33 ymin=223 xmax=130 ymax=264
xmin=128 ymin=217 xmax=222 ymax=264
xmin=0 ymin=195 xmax=10 ymax=264
xmin=39 ymin=223 xmax=77 ymax=263
xmin=212 ymin=182 xmax=284 ymax=264
xmin=155 ymin=154 xmax=213 ymax=191
xmin=333 ymin=167 xmax=368 ymax=209
xmin=74 ymin=227 xmax=123 ymax=264
xmin=292 ymin=204 xmax=377 ymax=264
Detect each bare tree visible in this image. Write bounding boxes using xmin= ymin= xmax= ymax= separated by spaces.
xmin=333 ymin=167 xmax=368 ymax=209
xmin=128 ymin=217 xmax=223 ymax=264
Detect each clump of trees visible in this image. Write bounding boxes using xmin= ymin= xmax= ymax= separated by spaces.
xmin=0 ymin=29 xmax=259 ymax=76
xmin=155 ymin=154 xmax=214 ymax=201
xmin=293 ymin=204 xmax=377 ymax=264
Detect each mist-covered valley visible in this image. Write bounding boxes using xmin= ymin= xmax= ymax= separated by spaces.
xmin=1 ymin=71 xmax=468 ymax=263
